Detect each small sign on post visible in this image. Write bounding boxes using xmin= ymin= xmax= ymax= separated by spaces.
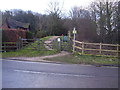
xmin=73 ymin=27 xmax=77 ymax=52
xmin=73 ymin=27 xmax=77 ymax=34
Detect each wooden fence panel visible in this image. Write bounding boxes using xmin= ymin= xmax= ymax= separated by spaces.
xmin=1 ymin=39 xmax=35 ymax=52
xmin=73 ymin=40 xmax=120 ymax=57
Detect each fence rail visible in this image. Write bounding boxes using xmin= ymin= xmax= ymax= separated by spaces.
xmin=1 ymin=39 xmax=35 ymax=52
xmin=1 ymin=39 xmax=54 ymax=52
xmin=73 ymin=40 xmax=120 ymax=57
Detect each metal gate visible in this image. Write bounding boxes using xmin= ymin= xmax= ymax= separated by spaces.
xmin=52 ymin=37 xmax=72 ymax=52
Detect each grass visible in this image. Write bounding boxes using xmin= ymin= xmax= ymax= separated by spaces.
xmin=44 ymin=53 xmax=119 ymax=65
xmin=2 ymin=36 xmax=59 ymax=58
xmin=2 ymin=36 xmax=119 ymax=66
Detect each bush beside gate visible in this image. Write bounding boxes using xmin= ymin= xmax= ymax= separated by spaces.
xmin=2 ymin=29 xmax=26 ymax=42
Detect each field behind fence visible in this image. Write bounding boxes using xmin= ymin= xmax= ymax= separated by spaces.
xmin=73 ymin=40 xmax=120 ymax=57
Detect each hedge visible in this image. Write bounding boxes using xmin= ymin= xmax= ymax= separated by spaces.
xmin=26 ymin=31 xmax=33 ymax=39
xmin=2 ymin=29 xmax=26 ymax=42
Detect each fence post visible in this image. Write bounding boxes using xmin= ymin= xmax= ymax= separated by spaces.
xmin=18 ymin=38 xmax=21 ymax=49
xmin=37 ymin=39 xmax=40 ymax=51
xmin=58 ymin=41 xmax=61 ymax=51
xmin=16 ymin=41 xmax=18 ymax=50
xmin=73 ymin=34 xmax=76 ymax=52
xmin=4 ymin=43 xmax=6 ymax=51
xmin=17 ymin=38 xmax=20 ymax=49
xmin=18 ymin=39 xmax=20 ymax=49
xmin=100 ymin=43 xmax=102 ymax=55
xmin=117 ymin=44 xmax=119 ymax=57
xmin=82 ymin=42 xmax=84 ymax=54
xmin=73 ymin=40 xmax=75 ymax=52
xmin=68 ymin=31 xmax=71 ymax=40
xmin=21 ymin=39 xmax=23 ymax=48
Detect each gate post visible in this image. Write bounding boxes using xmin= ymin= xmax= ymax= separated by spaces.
xmin=37 ymin=39 xmax=40 ymax=51
xmin=72 ymin=27 xmax=77 ymax=53
xmin=73 ymin=39 xmax=75 ymax=52
xmin=57 ymin=38 xmax=61 ymax=51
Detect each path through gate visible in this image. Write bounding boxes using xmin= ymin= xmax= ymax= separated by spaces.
xmin=52 ymin=36 xmax=72 ymax=52
xmin=1 ymin=36 xmax=72 ymax=52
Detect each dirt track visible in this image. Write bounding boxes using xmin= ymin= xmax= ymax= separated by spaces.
xmin=44 ymin=36 xmax=60 ymax=50
xmin=7 ymin=51 xmax=70 ymax=62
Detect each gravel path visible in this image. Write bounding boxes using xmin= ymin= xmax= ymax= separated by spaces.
xmin=7 ymin=51 xmax=70 ymax=63
xmin=44 ymin=36 xmax=60 ymax=50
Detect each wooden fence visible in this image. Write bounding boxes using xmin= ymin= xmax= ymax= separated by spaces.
xmin=1 ymin=42 xmax=17 ymax=52
xmin=1 ymin=38 xmax=72 ymax=52
xmin=1 ymin=39 xmax=55 ymax=52
xmin=1 ymin=39 xmax=35 ymax=52
xmin=73 ymin=40 xmax=120 ymax=57
xmin=1 ymin=38 xmax=120 ymax=57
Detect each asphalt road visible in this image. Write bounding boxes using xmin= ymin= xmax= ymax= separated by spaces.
xmin=2 ymin=59 xmax=118 ymax=88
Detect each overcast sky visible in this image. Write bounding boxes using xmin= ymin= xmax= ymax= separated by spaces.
xmin=0 ymin=0 xmax=95 ymax=14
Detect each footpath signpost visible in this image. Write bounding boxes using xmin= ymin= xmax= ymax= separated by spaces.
xmin=72 ymin=27 xmax=77 ymax=52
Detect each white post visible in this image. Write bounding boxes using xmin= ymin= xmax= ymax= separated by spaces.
xmin=57 ymin=38 xmax=61 ymax=51
xmin=73 ymin=27 xmax=77 ymax=53
xmin=73 ymin=33 xmax=76 ymax=52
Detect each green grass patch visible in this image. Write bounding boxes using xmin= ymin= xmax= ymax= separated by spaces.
xmin=44 ymin=53 xmax=119 ymax=65
xmin=2 ymin=36 xmax=59 ymax=58
xmin=40 ymin=36 xmax=52 ymax=41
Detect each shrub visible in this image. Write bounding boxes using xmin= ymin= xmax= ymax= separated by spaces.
xmin=35 ymin=30 xmax=47 ymax=38
xmin=26 ymin=31 xmax=33 ymax=39
xmin=2 ymin=29 xmax=26 ymax=42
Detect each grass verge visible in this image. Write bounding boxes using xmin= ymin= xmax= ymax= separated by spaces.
xmin=44 ymin=53 xmax=119 ymax=66
xmin=2 ymin=36 xmax=59 ymax=58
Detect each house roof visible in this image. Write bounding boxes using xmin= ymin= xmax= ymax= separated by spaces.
xmin=7 ymin=18 xmax=30 ymax=29
xmin=1 ymin=18 xmax=30 ymax=29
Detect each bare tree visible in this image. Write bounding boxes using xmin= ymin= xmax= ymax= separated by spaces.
xmin=68 ymin=6 xmax=97 ymax=42
xmin=46 ymin=1 xmax=64 ymax=17
xmin=44 ymin=1 xmax=67 ymax=35
xmin=70 ymin=6 xmax=91 ymax=19
xmin=89 ymin=0 xmax=119 ymax=43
